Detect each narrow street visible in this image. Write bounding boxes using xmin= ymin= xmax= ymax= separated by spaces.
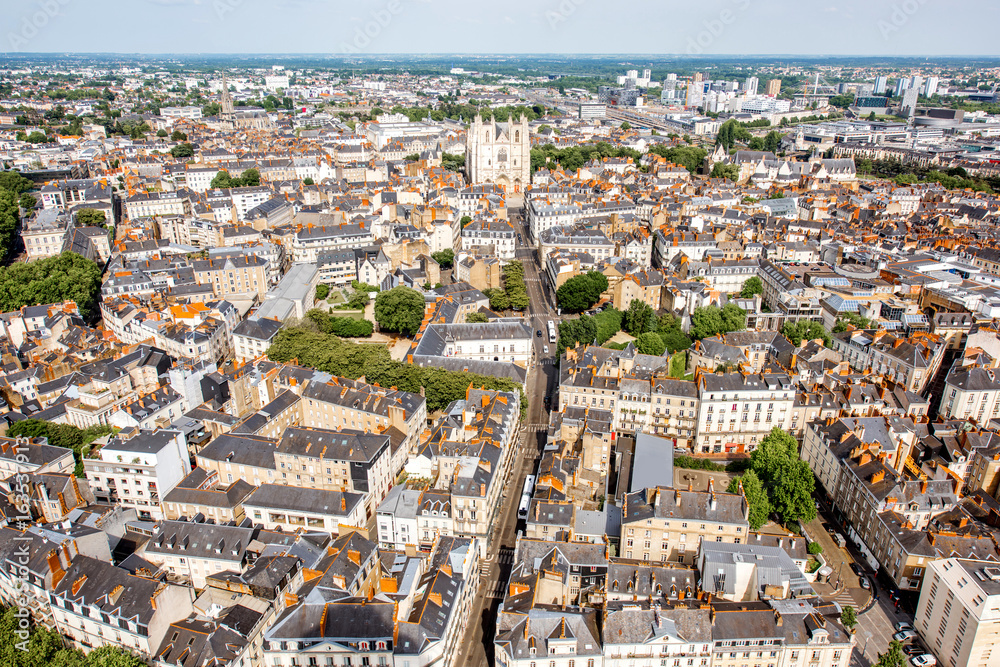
xmin=455 ymin=206 xmax=557 ymax=667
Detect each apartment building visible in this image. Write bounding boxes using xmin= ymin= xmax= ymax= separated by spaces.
xmin=621 ymin=485 xmax=750 ymax=565
xmin=461 ymin=216 xmax=517 ymax=262
xmin=242 ymin=484 xmax=366 ymax=533
xmin=192 ymin=254 xmax=270 ymax=300
xmin=142 ymin=520 xmax=257 ymax=589
xmin=273 ymin=426 xmax=394 ymax=517
xmin=914 ymin=558 xmax=1000 ymax=667
xmin=125 ymin=190 xmax=193 ymax=219
xmin=538 ymin=225 xmax=615 ymax=262
xmin=831 ymin=329 xmax=945 ymax=394
xmin=233 ymin=316 xmax=283 ymax=363
xmin=22 ymin=208 xmax=71 ymax=260
xmin=300 ymin=375 xmax=427 ymax=459
xmin=695 ymin=371 xmax=795 ymax=454
xmin=160 ymin=468 xmax=255 ymax=523
xmin=939 ymin=355 xmax=1000 ymax=421
xmin=50 ymin=555 xmax=194 ymax=656
xmin=84 ymin=428 xmax=191 ymax=521
xmin=289 ymin=221 xmax=376 ymax=263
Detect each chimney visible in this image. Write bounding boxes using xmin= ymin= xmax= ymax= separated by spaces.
xmin=675 ymin=490 xmax=682 ymax=506
xmin=921 ymin=479 xmax=928 ymax=494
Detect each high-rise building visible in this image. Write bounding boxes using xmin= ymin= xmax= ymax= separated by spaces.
xmin=685 ymin=83 xmax=704 ymax=108
xmin=693 ymin=72 xmax=704 ymax=83
xmin=914 ymin=559 xmax=1000 ymax=667
xmin=895 ymin=78 xmax=910 ymax=97
xmin=924 ymin=76 xmax=939 ymax=97
xmin=902 ymin=87 xmax=920 ymax=116
xmin=766 ymin=79 xmax=781 ymax=96
xmin=874 ymin=76 xmax=888 ymax=95
xmin=744 ymin=76 xmax=759 ymax=96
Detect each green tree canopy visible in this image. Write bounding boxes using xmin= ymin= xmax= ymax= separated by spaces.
xmin=315 ymin=284 xmax=330 ymax=301
xmin=781 ymin=320 xmax=831 ymax=347
xmin=557 ymin=271 xmax=608 ymax=313
xmin=647 ymin=145 xmax=707 ymax=174
xmin=711 ymin=162 xmax=740 ymax=181
xmin=75 ymin=208 xmax=107 ymax=227
xmin=635 ymin=331 xmax=666 ymax=356
xmin=873 ymin=641 xmax=906 ymax=667
xmin=690 ymin=304 xmax=746 ymax=340
xmin=740 ymin=276 xmax=763 ymax=298
xmin=727 ymin=469 xmax=771 ymax=531
xmin=169 ymin=142 xmax=195 ymax=158
xmin=840 ymin=605 xmax=857 ymax=630
xmin=746 ymin=427 xmax=817 ymax=525
xmin=466 ymin=312 xmax=489 ymax=323
xmin=624 ymin=299 xmax=658 ymax=336
xmin=0 ymin=252 xmax=103 ymax=319
xmin=431 ymin=249 xmax=455 ymax=269
xmin=374 ymin=286 xmax=425 ymax=336
xmin=170 ymin=129 xmax=188 ymax=141
xmin=7 ymin=420 xmax=113 ymax=477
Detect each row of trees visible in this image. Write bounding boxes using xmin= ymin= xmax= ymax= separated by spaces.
xmin=0 ymin=606 xmax=144 ymax=667
xmin=530 ymin=142 xmax=644 ymax=174
xmin=857 ymin=158 xmax=999 ymax=192
xmin=556 ymin=271 xmax=608 ymax=313
xmin=7 ymin=420 xmax=114 ymax=477
xmin=647 ymin=145 xmax=707 ymax=174
xmin=727 ymin=427 xmax=817 ymax=530
xmin=266 ymin=326 xmax=525 ymax=414
xmin=210 ymin=168 xmax=261 ymax=189
xmin=0 ymin=252 xmax=104 ymax=319
xmin=781 ymin=320 xmax=832 ymax=347
xmin=305 ymin=309 xmax=374 ymax=338
xmin=484 ymin=261 xmax=530 ymax=312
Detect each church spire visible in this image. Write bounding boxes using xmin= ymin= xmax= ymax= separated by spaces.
xmin=220 ymin=71 xmax=235 ymax=117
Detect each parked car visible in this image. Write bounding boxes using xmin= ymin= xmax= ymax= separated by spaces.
xmin=903 ymin=645 xmax=927 ymax=656
xmin=543 ymin=345 xmax=549 ymax=354
xmin=850 ymin=563 xmax=864 ymax=576
xmin=860 ymin=577 xmax=871 ymax=590
xmin=536 ymin=330 xmax=542 ymax=337
xmin=895 ymin=622 xmax=914 ymax=633
xmin=893 ymin=630 xmax=918 ymax=642
xmin=910 ymin=655 xmax=936 ymax=666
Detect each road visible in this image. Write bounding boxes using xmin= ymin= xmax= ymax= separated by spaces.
xmin=807 ymin=503 xmax=913 ymax=667
xmin=455 ymin=205 xmax=558 ymax=667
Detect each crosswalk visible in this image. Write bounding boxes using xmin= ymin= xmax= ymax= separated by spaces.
xmin=826 ymin=587 xmax=864 ymax=611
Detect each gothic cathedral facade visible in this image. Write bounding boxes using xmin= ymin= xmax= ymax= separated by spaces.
xmin=465 ymin=114 xmax=531 ymax=193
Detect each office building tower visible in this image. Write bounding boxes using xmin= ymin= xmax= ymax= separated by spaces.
xmin=766 ymin=79 xmax=781 ymax=96
xmin=874 ymin=76 xmax=888 ymax=95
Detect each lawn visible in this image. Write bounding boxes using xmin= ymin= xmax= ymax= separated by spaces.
xmin=669 ymin=350 xmax=688 ymax=378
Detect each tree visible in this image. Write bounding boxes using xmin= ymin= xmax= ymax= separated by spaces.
xmin=833 ymin=312 xmax=870 ymax=332
xmin=748 ymin=427 xmax=816 ymax=526
xmin=624 ymin=299 xmax=657 ymax=336
xmin=240 ymin=168 xmax=261 ymax=186
xmin=374 ymin=286 xmax=425 ymax=336
xmin=211 ymin=170 xmax=235 ymax=189
xmin=0 ymin=252 xmax=103 ymax=319
xmin=720 ymin=303 xmax=746 ymax=332
xmin=690 ymin=306 xmax=724 ymax=340
xmin=557 ymin=272 xmax=607 ymax=313
xmin=873 ymin=641 xmax=906 ymax=667
xmin=170 ymin=129 xmax=188 ymax=141
xmin=315 ymin=284 xmax=330 ymax=301
xmin=807 ymin=541 xmax=823 ymax=555
xmin=7 ymin=419 xmax=113 ymax=477
xmin=431 ymin=249 xmax=455 ymax=269
xmin=781 ymin=320 xmax=831 ymax=347
xmin=75 ymin=209 xmax=106 ymax=227
xmin=19 ymin=193 xmax=36 ymax=211
xmin=484 ymin=287 xmax=511 ymax=311
xmin=466 ymin=312 xmax=489 ymax=323
xmin=620 ymin=121 xmax=631 ymax=130
xmin=711 ymin=162 xmax=740 ymax=181
xmin=740 ymin=276 xmax=763 ymax=298
xmin=460 ymin=215 xmax=472 ymax=229
xmin=635 ymin=331 xmax=666 ymax=356
xmin=840 ymin=606 xmax=857 ymax=631
xmin=169 ymin=142 xmax=194 ymax=158
xmin=156 ymin=128 xmax=168 ymax=137
xmin=728 ymin=469 xmax=771 ymax=531
xmin=303 ymin=177 xmax=315 ymax=185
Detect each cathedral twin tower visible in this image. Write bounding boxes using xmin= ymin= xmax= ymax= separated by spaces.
xmin=465 ymin=113 xmax=531 ymax=193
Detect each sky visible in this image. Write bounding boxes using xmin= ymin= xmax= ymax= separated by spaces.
xmin=3 ymin=0 xmax=999 ymax=57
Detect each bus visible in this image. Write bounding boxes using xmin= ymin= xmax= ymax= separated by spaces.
xmin=517 ymin=474 xmax=536 ymax=519
xmin=547 ymin=320 xmax=557 ymax=344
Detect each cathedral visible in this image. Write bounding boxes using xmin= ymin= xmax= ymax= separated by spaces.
xmin=465 ymin=113 xmax=531 ymax=192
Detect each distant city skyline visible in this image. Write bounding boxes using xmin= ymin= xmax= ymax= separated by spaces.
xmin=3 ymin=0 xmax=999 ymax=57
